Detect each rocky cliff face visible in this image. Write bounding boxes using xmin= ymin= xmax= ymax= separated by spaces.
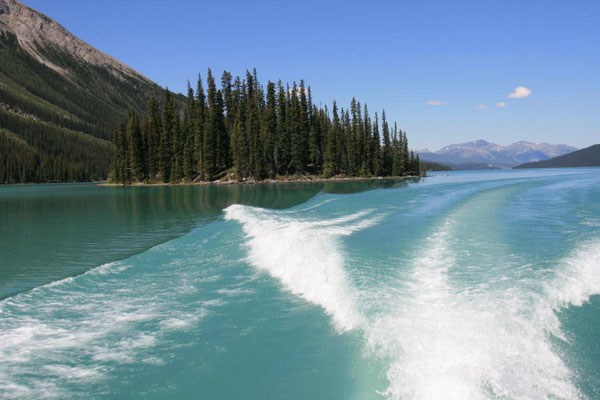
xmin=0 ymin=0 xmax=148 ymax=81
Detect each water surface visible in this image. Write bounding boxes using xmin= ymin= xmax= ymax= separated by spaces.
xmin=1 ymin=169 xmax=599 ymax=399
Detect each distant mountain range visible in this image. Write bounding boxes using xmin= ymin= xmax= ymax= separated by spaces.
xmin=515 ymin=144 xmax=600 ymax=169
xmin=0 ymin=0 xmax=166 ymax=183
xmin=419 ymin=140 xmax=577 ymax=169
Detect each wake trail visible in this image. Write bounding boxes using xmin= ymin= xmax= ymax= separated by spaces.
xmin=369 ymin=217 xmax=588 ymax=400
xmin=224 ymin=204 xmax=379 ymax=332
xmin=226 ymin=199 xmax=600 ymax=400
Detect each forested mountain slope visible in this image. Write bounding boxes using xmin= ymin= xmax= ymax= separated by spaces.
xmin=0 ymin=0 xmax=164 ymax=183
xmin=515 ymin=144 xmax=600 ymax=169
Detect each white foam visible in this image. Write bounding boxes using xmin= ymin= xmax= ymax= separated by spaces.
xmin=224 ymin=204 xmax=378 ymax=332
xmin=228 ymin=201 xmax=597 ymax=399
xmin=547 ymin=241 xmax=600 ymax=309
xmin=366 ymin=221 xmax=595 ymax=400
xmin=0 ymin=256 xmax=208 ymax=399
xmin=215 ymin=287 xmax=255 ymax=297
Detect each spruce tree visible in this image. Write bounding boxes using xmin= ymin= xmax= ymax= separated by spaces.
xmin=128 ymin=111 xmax=145 ymax=181
xmin=147 ymin=97 xmax=162 ymax=179
xmin=195 ymin=74 xmax=206 ymax=176
xmin=323 ymin=101 xmax=338 ymax=177
xmin=203 ymin=69 xmax=218 ymax=180
xmin=183 ymin=84 xmax=197 ymax=180
xmin=391 ymin=123 xmax=401 ymax=176
xmin=372 ymin=112 xmax=382 ymax=176
xmin=381 ymin=110 xmax=392 ymax=175
xmin=263 ymin=81 xmax=277 ymax=177
xmin=160 ymin=89 xmax=176 ymax=182
xmin=276 ymin=81 xmax=289 ymax=175
xmin=402 ymin=130 xmax=409 ymax=173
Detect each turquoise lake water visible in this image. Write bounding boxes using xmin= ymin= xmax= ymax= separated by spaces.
xmin=1 ymin=169 xmax=599 ymax=399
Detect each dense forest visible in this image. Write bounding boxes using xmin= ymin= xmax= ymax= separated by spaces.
xmin=112 ymin=70 xmax=423 ymax=183
xmin=422 ymin=161 xmax=452 ymax=171
xmin=0 ymin=30 xmax=166 ymax=183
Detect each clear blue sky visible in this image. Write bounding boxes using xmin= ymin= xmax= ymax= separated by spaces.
xmin=25 ymin=0 xmax=600 ymax=150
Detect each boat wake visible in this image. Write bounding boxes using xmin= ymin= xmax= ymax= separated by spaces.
xmin=226 ymin=203 xmax=600 ymax=400
xmin=224 ymin=204 xmax=378 ymax=332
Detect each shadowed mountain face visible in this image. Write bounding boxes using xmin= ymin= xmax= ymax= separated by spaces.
xmin=515 ymin=144 xmax=600 ymax=169
xmin=0 ymin=0 xmax=165 ymax=183
xmin=419 ymin=139 xmax=577 ymax=168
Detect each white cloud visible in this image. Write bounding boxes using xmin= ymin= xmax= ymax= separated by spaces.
xmin=508 ymin=86 xmax=532 ymax=99
xmin=427 ymin=100 xmax=445 ymax=106
xmin=475 ymin=104 xmax=487 ymax=109
xmin=496 ymin=102 xmax=506 ymax=108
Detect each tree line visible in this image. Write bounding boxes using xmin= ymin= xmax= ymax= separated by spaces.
xmin=112 ymin=69 xmax=423 ymax=183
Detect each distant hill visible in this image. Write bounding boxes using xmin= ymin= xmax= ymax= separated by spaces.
xmin=515 ymin=144 xmax=600 ymax=169
xmin=419 ymin=139 xmax=577 ymax=168
xmin=422 ymin=161 xmax=452 ymax=171
xmin=0 ymin=0 xmax=166 ymax=183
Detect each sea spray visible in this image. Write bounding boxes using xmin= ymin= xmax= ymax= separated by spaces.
xmin=368 ymin=219 xmax=584 ymax=399
xmin=227 ymin=201 xmax=598 ymax=399
xmin=224 ymin=204 xmax=378 ymax=332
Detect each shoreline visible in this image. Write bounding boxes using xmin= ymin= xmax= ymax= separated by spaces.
xmin=98 ymin=174 xmax=426 ymax=187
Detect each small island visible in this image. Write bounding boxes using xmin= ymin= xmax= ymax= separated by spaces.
xmin=111 ymin=70 xmax=424 ymax=185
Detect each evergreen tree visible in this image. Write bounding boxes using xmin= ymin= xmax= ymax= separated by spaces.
xmin=402 ymin=130 xmax=410 ymax=173
xmin=195 ymin=74 xmax=206 ymax=176
xmin=110 ymin=68 xmax=418 ymax=184
xmin=202 ymin=69 xmax=219 ymax=179
xmin=159 ymin=89 xmax=177 ymax=182
xmin=128 ymin=111 xmax=145 ymax=181
xmin=381 ymin=110 xmax=392 ymax=175
xmin=275 ymin=81 xmax=290 ymax=175
xmin=323 ymin=101 xmax=339 ymax=177
xmin=391 ymin=123 xmax=401 ymax=176
xmin=183 ymin=84 xmax=197 ymax=180
xmin=372 ymin=112 xmax=382 ymax=176
xmin=263 ymin=81 xmax=277 ymax=177
xmin=147 ymin=97 xmax=162 ymax=179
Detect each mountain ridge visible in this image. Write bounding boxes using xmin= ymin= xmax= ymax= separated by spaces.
xmin=515 ymin=144 xmax=600 ymax=169
xmin=0 ymin=0 xmax=167 ymax=183
xmin=419 ymin=139 xmax=577 ymax=168
xmin=0 ymin=0 xmax=148 ymax=82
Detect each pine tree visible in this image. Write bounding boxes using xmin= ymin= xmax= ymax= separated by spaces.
xmin=203 ymin=69 xmax=218 ymax=180
xmin=290 ymin=82 xmax=306 ymax=174
xmin=147 ymin=97 xmax=162 ymax=179
xmin=323 ymin=101 xmax=339 ymax=177
xmin=391 ymin=123 xmax=401 ymax=176
xmin=308 ymin=87 xmax=321 ymax=170
xmin=128 ymin=111 xmax=145 ymax=181
xmin=195 ymin=74 xmax=206 ymax=176
xmin=263 ymin=81 xmax=277 ymax=177
xmin=183 ymin=84 xmax=197 ymax=180
xmin=160 ymin=89 xmax=177 ymax=182
xmin=245 ymin=71 xmax=263 ymax=179
xmin=233 ymin=80 xmax=249 ymax=179
xmin=381 ymin=110 xmax=392 ymax=175
xmin=402 ymin=130 xmax=409 ymax=173
xmin=372 ymin=112 xmax=382 ymax=176
xmin=275 ymin=81 xmax=289 ymax=175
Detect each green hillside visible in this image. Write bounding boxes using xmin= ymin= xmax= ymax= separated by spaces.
xmin=515 ymin=144 xmax=600 ymax=169
xmin=0 ymin=2 xmax=166 ymax=183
